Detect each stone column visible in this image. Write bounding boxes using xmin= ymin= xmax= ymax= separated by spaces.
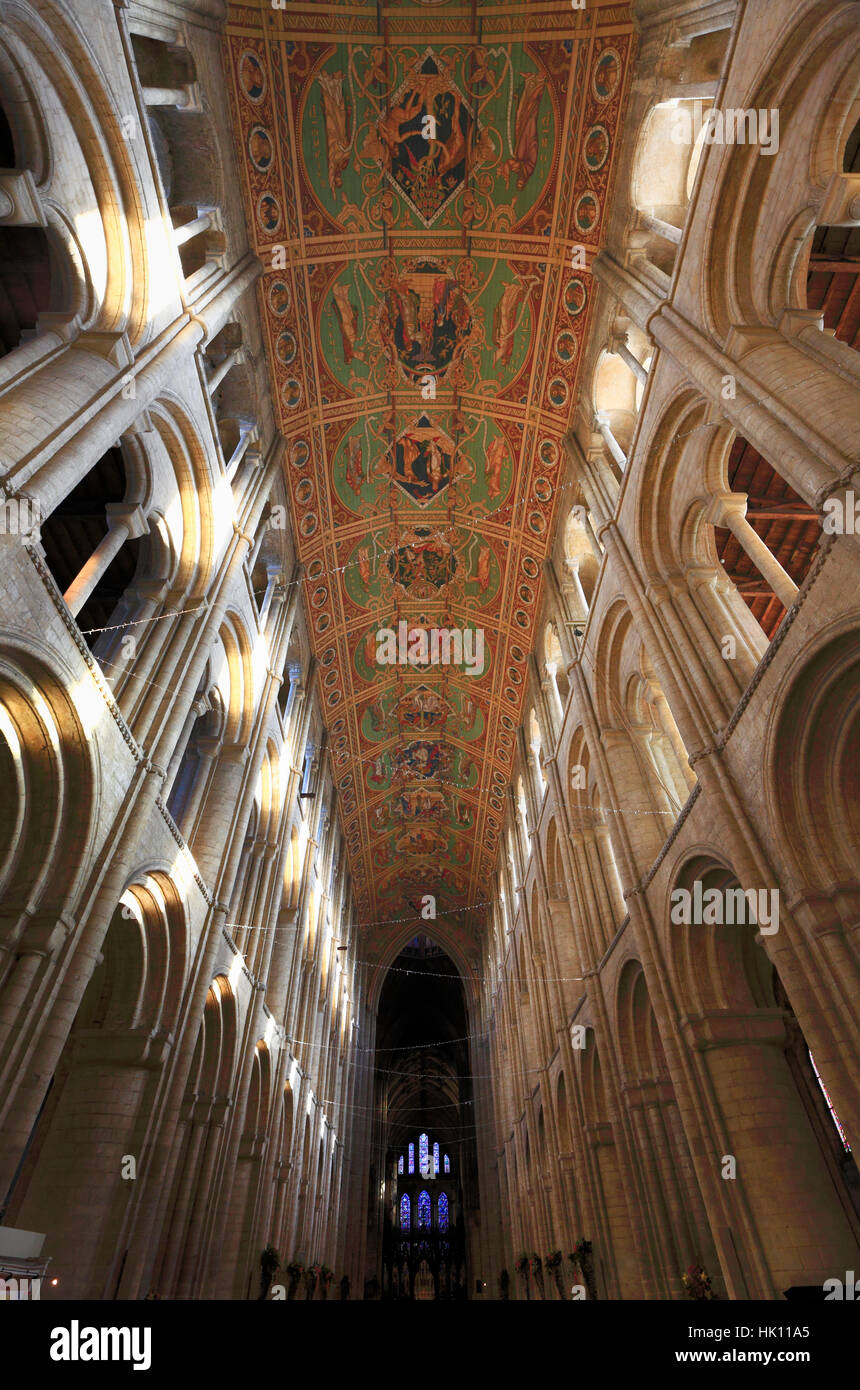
xmin=63 ymin=504 xmax=149 ymax=618
xmin=206 ymin=344 xmax=245 ymax=395
xmin=707 ymin=492 xmax=799 ymax=611
xmin=543 ymin=668 xmax=564 ymax=732
xmin=225 ymin=425 xmax=259 ymax=482
xmin=13 ymin=1028 xmax=168 ymax=1299
xmin=0 ymin=762 xmax=165 ymax=1214
xmin=178 ymin=734 xmax=223 ymax=841
xmin=564 ymin=560 xmax=591 ymax=623
xmin=161 ymin=695 xmax=208 ymax=799
xmin=562 ymin=431 xmax=617 ymax=530
xmin=609 ymin=330 xmax=648 ymax=386
xmin=639 ymin=211 xmax=682 ymax=246
xmin=0 ymin=911 xmax=74 ymax=1085
xmin=173 ymin=209 xmax=217 ymax=248
xmin=155 ymin=1102 xmax=210 ymax=1297
xmin=595 ymin=413 xmax=627 ymax=470
xmin=585 ymin=1118 xmax=644 ymax=1297
xmin=175 ymin=1097 xmax=230 ymax=1298
xmin=621 ymin=1078 xmax=685 ymax=1298
xmin=683 ymin=1009 xmax=859 ymax=1294
xmin=113 ymin=904 xmax=233 ymax=1299
xmin=141 ymin=84 xmax=195 ymax=108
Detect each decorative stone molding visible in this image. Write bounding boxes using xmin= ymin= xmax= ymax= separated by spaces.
xmin=75 ymin=331 xmax=135 ymax=369
xmin=816 ymin=171 xmax=860 ymax=227
xmin=25 ymin=544 xmax=148 ymax=764
xmin=0 ymin=169 xmax=47 ymax=227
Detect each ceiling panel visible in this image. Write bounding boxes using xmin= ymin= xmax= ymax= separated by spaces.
xmin=225 ymin=0 xmax=634 ymax=958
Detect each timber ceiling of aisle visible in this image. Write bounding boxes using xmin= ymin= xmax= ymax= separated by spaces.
xmin=224 ymin=0 xmax=633 ymax=956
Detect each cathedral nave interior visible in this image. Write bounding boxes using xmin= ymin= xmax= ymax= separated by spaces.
xmin=0 ymin=0 xmax=857 ymax=1318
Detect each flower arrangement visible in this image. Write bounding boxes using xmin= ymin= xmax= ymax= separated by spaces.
xmin=320 ymin=1266 xmax=333 ymax=1284
xmin=286 ymin=1262 xmax=303 ymax=1279
xmin=568 ymin=1239 xmax=592 ymax=1267
xmin=515 ymin=1254 xmax=529 ymax=1274
xmin=545 ymin=1250 xmax=562 ymax=1270
xmin=682 ymin=1265 xmax=715 ymax=1300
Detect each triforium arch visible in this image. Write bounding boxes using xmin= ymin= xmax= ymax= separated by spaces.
xmin=0 ymin=0 xmax=150 ymax=343
xmin=3 ymin=867 xmax=190 ymax=1297
xmin=665 ymin=852 xmax=860 ymax=1295
xmin=0 ymin=641 xmax=95 ymax=943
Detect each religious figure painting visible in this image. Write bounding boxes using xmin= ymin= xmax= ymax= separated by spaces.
xmin=393 ymin=740 xmax=448 ymax=782
xmin=317 ymin=71 xmax=352 ymax=197
xmin=500 ymin=72 xmax=546 ymax=189
xmin=394 ymin=789 xmax=447 ymax=821
xmin=493 ymin=278 xmax=528 ymax=367
xmin=391 ymin=418 xmax=455 ymax=505
xmin=369 ymin=54 xmax=473 ymax=226
xmin=484 ymin=435 xmax=507 ymax=500
xmin=396 ymin=827 xmax=448 ymax=856
xmin=332 ymin=283 xmax=365 ymax=367
xmin=379 ymin=263 xmax=472 ymax=383
xmin=398 ymin=686 xmax=448 ymax=731
xmin=229 ymin=22 xmax=633 ymax=922
xmin=238 ymin=49 xmax=266 ymax=103
xmin=345 ymin=435 xmax=364 ymax=495
xmin=388 ymin=530 xmax=456 ymax=595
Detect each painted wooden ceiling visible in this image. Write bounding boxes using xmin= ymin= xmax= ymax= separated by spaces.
xmin=225 ymin=0 xmax=634 ymax=959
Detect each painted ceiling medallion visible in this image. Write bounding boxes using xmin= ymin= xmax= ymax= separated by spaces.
xmin=372 ymin=53 xmax=476 ymax=227
xmin=388 ymin=527 xmax=457 ymax=594
xmin=391 ymin=415 xmax=456 ymax=506
xmin=398 ymin=686 xmax=451 ymax=732
xmin=379 ymin=259 xmax=474 ymax=385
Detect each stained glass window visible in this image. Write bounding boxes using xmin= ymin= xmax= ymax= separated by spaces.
xmin=400 ymin=1193 xmax=411 ymax=1230
xmin=398 ymin=1155 xmax=404 ymax=1174
xmin=809 ymin=1049 xmax=851 ymax=1152
xmin=408 ymin=1142 xmax=415 ymax=1174
xmin=443 ymin=1154 xmax=450 ymax=1173
xmin=417 ymin=1189 xmax=431 ymax=1228
xmin=419 ymin=1132 xmax=429 ymax=1177
xmin=433 ymin=1141 xmax=440 ymax=1176
xmin=438 ymin=1192 xmax=449 ymax=1232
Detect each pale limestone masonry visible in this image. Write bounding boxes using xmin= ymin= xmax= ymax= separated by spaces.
xmin=0 ymin=0 xmax=365 ymax=1300
xmin=483 ymin=0 xmax=860 ymax=1301
xmin=0 ymin=0 xmax=857 ymax=1303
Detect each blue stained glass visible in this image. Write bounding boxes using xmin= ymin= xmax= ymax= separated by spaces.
xmin=398 ymin=1155 xmax=404 ymax=1174
xmin=433 ymin=1142 xmax=440 ymax=1176
xmin=417 ymin=1189 xmax=431 ymax=1228
xmin=419 ymin=1132 xmax=429 ymax=1177
xmin=443 ymin=1154 xmax=450 ymax=1173
xmin=438 ymin=1192 xmax=449 ymax=1232
xmin=400 ymin=1193 xmax=411 ymax=1231
xmin=408 ymin=1142 xmax=415 ymax=1174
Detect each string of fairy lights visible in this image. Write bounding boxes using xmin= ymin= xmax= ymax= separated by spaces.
xmin=71 ymin=394 xmax=824 ymax=648
xmin=54 ymin=366 xmax=821 ymax=1136
xmin=65 ymin=391 xmax=816 ymax=818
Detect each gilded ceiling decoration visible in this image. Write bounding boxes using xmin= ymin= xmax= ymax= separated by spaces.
xmin=225 ymin=0 xmax=634 ymax=958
